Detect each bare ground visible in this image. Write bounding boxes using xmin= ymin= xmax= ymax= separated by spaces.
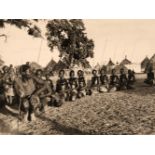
xmin=1 ymin=74 xmax=155 ymax=135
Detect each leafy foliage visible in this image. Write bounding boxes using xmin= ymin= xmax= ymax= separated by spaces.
xmin=46 ymin=19 xmax=94 ymax=68
xmin=0 ymin=19 xmax=42 ymax=38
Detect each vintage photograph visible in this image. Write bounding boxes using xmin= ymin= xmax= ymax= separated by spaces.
xmin=0 ymin=19 xmax=155 ymax=135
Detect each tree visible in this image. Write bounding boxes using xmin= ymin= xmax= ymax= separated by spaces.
xmin=0 ymin=19 xmax=42 ymax=41
xmin=46 ymin=19 xmax=94 ymax=68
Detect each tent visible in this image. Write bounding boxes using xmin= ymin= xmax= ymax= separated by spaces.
xmin=70 ymin=64 xmax=84 ymax=76
xmin=145 ymin=54 xmax=155 ymax=72
xmin=0 ymin=55 xmax=4 ymax=68
xmin=125 ymin=63 xmax=141 ymax=73
xmin=94 ymin=63 xmax=101 ymax=70
xmin=141 ymin=56 xmax=150 ymax=72
xmin=29 ymin=62 xmax=42 ymax=71
xmin=147 ymin=54 xmax=155 ymax=70
xmin=107 ymin=58 xmax=115 ymax=66
xmin=45 ymin=58 xmax=57 ymax=72
xmin=106 ymin=58 xmax=115 ymax=73
xmin=53 ymin=60 xmax=68 ymax=72
xmin=0 ymin=59 xmax=4 ymax=67
xmin=81 ymin=60 xmax=92 ymax=69
xmin=114 ymin=64 xmax=128 ymax=74
xmin=146 ymin=54 xmax=155 ymax=72
xmin=101 ymin=65 xmax=107 ymax=72
xmin=120 ymin=56 xmax=132 ymax=66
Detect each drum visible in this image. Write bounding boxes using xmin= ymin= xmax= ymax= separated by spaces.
xmin=110 ymin=86 xmax=117 ymax=92
xmin=99 ymin=86 xmax=108 ymax=93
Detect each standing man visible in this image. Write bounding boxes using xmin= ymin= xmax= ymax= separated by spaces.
xmin=15 ymin=65 xmax=51 ymax=121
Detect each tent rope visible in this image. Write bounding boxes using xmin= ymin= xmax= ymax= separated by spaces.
xmin=37 ymin=38 xmax=43 ymax=63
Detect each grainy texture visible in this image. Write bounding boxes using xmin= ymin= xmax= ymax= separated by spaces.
xmin=0 ymin=74 xmax=155 ymax=135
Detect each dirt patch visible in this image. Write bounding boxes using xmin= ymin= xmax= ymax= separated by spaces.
xmin=1 ymin=76 xmax=155 ymax=135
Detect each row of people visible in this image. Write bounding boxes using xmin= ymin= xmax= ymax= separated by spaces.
xmin=91 ymin=68 xmax=135 ymax=92
xmin=0 ymin=64 xmax=135 ymax=121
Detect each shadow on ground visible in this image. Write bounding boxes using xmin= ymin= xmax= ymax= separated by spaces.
xmin=0 ymin=106 xmax=19 ymax=119
xmin=37 ymin=115 xmax=91 ymax=135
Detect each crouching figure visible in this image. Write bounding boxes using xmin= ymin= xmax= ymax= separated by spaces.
xmin=144 ymin=67 xmax=155 ymax=86
xmin=99 ymin=69 xmax=109 ymax=93
xmin=109 ymin=69 xmax=120 ymax=92
xmin=77 ymin=70 xmax=87 ymax=98
xmin=14 ymin=65 xmax=40 ymax=121
xmin=90 ymin=69 xmax=100 ymax=93
xmin=55 ymin=70 xmax=69 ymax=106
xmin=68 ymin=70 xmax=78 ymax=101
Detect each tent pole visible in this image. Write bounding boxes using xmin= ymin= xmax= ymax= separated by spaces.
xmin=37 ymin=38 xmax=43 ymax=63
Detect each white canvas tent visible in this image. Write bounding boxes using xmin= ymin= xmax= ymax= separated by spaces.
xmin=94 ymin=63 xmax=101 ymax=70
xmin=125 ymin=63 xmax=141 ymax=73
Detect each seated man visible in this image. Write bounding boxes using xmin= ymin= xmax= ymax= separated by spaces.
xmin=109 ymin=69 xmax=120 ymax=92
xmin=77 ymin=70 xmax=87 ymax=98
xmin=55 ymin=69 xmax=69 ymax=106
xmin=144 ymin=67 xmax=155 ymax=86
xmin=99 ymin=69 xmax=109 ymax=93
xmin=44 ymin=72 xmax=61 ymax=107
xmin=68 ymin=70 xmax=78 ymax=101
xmin=45 ymin=73 xmax=54 ymax=93
xmin=119 ymin=68 xmax=129 ymax=90
xmin=91 ymin=69 xmax=100 ymax=93
xmin=128 ymin=69 xmax=136 ymax=85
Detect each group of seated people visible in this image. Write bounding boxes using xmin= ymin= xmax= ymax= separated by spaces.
xmin=91 ymin=68 xmax=135 ymax=92
xmin=0 ymin=63 xmax=136 ymax=122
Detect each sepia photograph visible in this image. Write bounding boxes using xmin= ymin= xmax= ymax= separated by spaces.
xmin=0 ymin=19 xmax=155 ymax=135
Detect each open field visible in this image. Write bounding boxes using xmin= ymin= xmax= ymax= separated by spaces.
xmin=1 ymin=73 xmax=155 ymax=135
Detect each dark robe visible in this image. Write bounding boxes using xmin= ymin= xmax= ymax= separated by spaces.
xmin=110 ymin=75 xmax=119 ymax=86
xmin=100 ymin=75 xmax=109 ymax=85
xmin=144 ymin=71 xmax=154 ymax=85
xmin=119 ymin=74 xmax=128 ymax=89
xmin=56 ymin=78 xmax=68 ymax=93
xmin=68 ymin=77 xmax=78 ymax=89
xmin=77 ymin=77 xmax=87 ymax=93
xmin=91 ymin=76 xmax=99 ymax=87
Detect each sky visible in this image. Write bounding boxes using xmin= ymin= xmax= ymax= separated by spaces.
xmin=1 ymin=19 xmax=155 ymax=67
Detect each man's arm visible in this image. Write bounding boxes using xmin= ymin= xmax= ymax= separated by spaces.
xmin=35 ymin=82 xmax=52 ymax=98
xmin=31 ymin=74 xmax=45 ymax=84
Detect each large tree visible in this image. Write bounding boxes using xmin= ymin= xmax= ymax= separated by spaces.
xmin=46 ymin=19 xmax=94 ymax=68
xmin=0 ymin=19 xmax=42 ymax=41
